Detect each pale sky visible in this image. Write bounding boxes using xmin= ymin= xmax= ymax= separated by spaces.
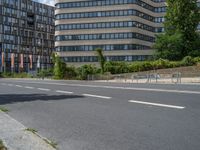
xmin=36 ymin=0 xmax=55 ymax=6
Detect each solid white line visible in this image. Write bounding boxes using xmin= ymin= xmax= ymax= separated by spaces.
xmin=128 ymin=100 xmax=185 ymax=109
xmin=24 ymin=86 xmax=34 ymax=89
xmin=16 ymin=85 xmax=23 ymax=87
xmin=56 ymin=90 xmax=73 ymax=94
xmin=83 ymin=94 xmax=111 ymax=99
xmin=9 ymin=80 xmax=200 ymax=95
xmin=37 ymin=88 xmax=50 ymax=91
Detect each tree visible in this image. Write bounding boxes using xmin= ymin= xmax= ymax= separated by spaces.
xmin=53 ymin=54 xmax=66 ymax=79
xmin=154 ymin=33 xmax=184 ymax=60
xmin=95 ymin=48 xmax=106 ymax=74
xmin=155 ymin=0 xmax=200 ymax=59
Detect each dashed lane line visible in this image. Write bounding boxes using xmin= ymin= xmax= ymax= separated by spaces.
xmin=37 ymin=88 xmax=50 ymax=91
xmin=8 ymin=80 xmax=200 ymax=95
xmin=83 ymin=94 xmax=112 ymax=99
xmin=128 ymin=100 xmax=185 ymax=109
xmin=24 ymin=86 xmax=35 ymax=89
xmin=55 ymin=90 xmax=73 ymax=94
xmin=15 ymin=85 xmax=23 ymax=87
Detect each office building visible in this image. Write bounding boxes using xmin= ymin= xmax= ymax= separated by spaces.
xmin=55 ymin=0 xmax=200 ymax=65
xmin=0 ymin=0 xmax=55 ymax=72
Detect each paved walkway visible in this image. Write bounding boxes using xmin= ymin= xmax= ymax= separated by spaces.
xmin=0 ymin=111 xmax=55 ymax=150
xmin=94 ymin=77 xmax=200 ymax=84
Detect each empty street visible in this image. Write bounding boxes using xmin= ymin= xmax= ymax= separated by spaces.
xmin=0 ymin=79 xmax=200 ymax=150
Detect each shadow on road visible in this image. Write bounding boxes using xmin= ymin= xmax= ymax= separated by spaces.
xmin=0 ymin=94 xmax=84 ymax=105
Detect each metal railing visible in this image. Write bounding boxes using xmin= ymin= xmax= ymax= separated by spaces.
xmin=86 ymin=72 xmax=200 ymax=84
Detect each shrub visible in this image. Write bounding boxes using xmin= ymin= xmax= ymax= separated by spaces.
xmin=152 ymin=59 xmax=170 ymax=69
xmin=181 ymin=56 xmax=195 ymax=66
xmin=141 ymin=61 xmax=154 ymax=70
xmin=193 ymin=57 xmax=200 ymax=64
xmin=77 ymin=64 xmax=98 ymax=80
xmin=128 ymin=62 xmax=144 ymax=72
xmin=104 ymin=61 xmax=129 ymax=74
xmin=64 ymin=65 xmax=77 ymax=79
xmin=0 ymin=72 xmax=32 ymax=78
xmin=37 ymin=69 xmax=53 ymax=78
xmin=53 ymin=56 xmax=66 ymax=79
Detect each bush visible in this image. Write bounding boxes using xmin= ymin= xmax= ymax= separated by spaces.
xmin=181 ymin=56 xmax=195 ymax=66
xmin=53 ymin=56 xmax=66 ymax=79
xmin=152 ymin=59 xmax=170 ymax=69
xmin=128 ymin=62 xmax=145 ymax=72
xmin=77 ymin=64 xmax=98 ymax=80
xmin=64 ymin=65 xmax=77 ymax=79
xmin=37 ymin=69 xmax=53 ymax=78
xmin=193 ymin=57 xmax=200 ymax=64
xmin=0 ymin=72 xmax=32 ymax=78
xmin=104 ymin=61 xmax=129 ymax=74
xmin=13 ymin=72 xmax=32 ymax=78
xmin=166 ymin=61 xmax=182 ymax=68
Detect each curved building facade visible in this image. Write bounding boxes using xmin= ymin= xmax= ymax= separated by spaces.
xmin=54 ymin=0 xmax=167 ymax=64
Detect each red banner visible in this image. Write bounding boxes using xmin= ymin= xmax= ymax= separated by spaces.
xmin=29 ymin=54 xmax=33 ymax=69
xmin=20 ymin=54 xmax=23 ymax=68
xmin=1 ymin=52 xmax=4 ymax=67
xmin=11 ymin=53 xmax=15 ymax=68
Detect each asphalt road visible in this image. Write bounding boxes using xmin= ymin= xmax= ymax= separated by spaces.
xmin=0 ymin=79 xmax=200 ymax=150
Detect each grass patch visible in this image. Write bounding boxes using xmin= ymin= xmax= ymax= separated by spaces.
xmin=0 ymin=107 xmax=9 ymax=112
xmin=0 ymin=139 xmax=7 ymax=150
xmin=25 ymin=128 xmax=38 ymax=134
xmin=25 ymin=128 xmax=57 ymax=149
xmin=43 ymin=138 xmax=58 ymax=149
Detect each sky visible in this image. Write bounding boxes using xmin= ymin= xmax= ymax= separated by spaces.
xmin=35 ymin=0 xmax=55 ymax=6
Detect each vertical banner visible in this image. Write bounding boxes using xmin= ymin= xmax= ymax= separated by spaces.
xmin=0 ymin=52 xmax=1 ymax=67
xmin=20 ymin=54 xmax=23 ymax=68
xmin=2 ymin=52 xmax=5 ymax=67
xmin=37 ymin=55 xmax=40 ymax=68
xmin=29 ymin=54 xmax=33 ymax=69
xmin=11 ymin=53 xmax=15 ymax=68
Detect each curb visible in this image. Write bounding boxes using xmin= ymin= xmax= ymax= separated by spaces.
xmin=0 ymin=111 xmax=57 ymax=150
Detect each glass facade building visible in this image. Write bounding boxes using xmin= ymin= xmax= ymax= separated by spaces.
xmin=55 ymin=0 xmax=199 ymax=64
xmin=55 ymin=0 xmax=166 ymax=64
xmin=0 ymin=0 xmax=54 ymax=72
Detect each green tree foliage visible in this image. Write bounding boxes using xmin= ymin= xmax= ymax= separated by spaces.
xmin=155 ymin=0 xmax=200 ymax=59
xmin=95 ymin=48 xmax=106 ymax=74
xmin=104 ymin=61 xmax=129 ymax=74
xmin=65 ymin=65 xmax=77 ymax=79
xmin=77 ymin=64 xmax=98 ymax=80
xmin=154 ymin=33 xmax=184 ymax=60
xmin=53 ymin=55 xmax=66 ymax=79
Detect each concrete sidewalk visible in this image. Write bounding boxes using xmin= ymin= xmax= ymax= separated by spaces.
xmin=94 ymin=77 xmax=200 ymax=84
xmin=0 ymin=111 xmax=56 ymax=150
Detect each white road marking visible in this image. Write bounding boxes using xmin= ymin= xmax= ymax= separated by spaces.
xmin=56 ymin=90 xmax=73 ymax=94
xmin=8 ymin=80 xmax=200 ymax=95
xmin=37 ymin=88 xmax=50 ymax=91
xmin=83 ymin=94 xmax=111 ymax=99
xmin=128 ymin=100 xmax=185 ymax=109
xmin=16 ymin=85 xmax=23 ymax=87
xmin=24 ymin=86 xmax=34 ymax=89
